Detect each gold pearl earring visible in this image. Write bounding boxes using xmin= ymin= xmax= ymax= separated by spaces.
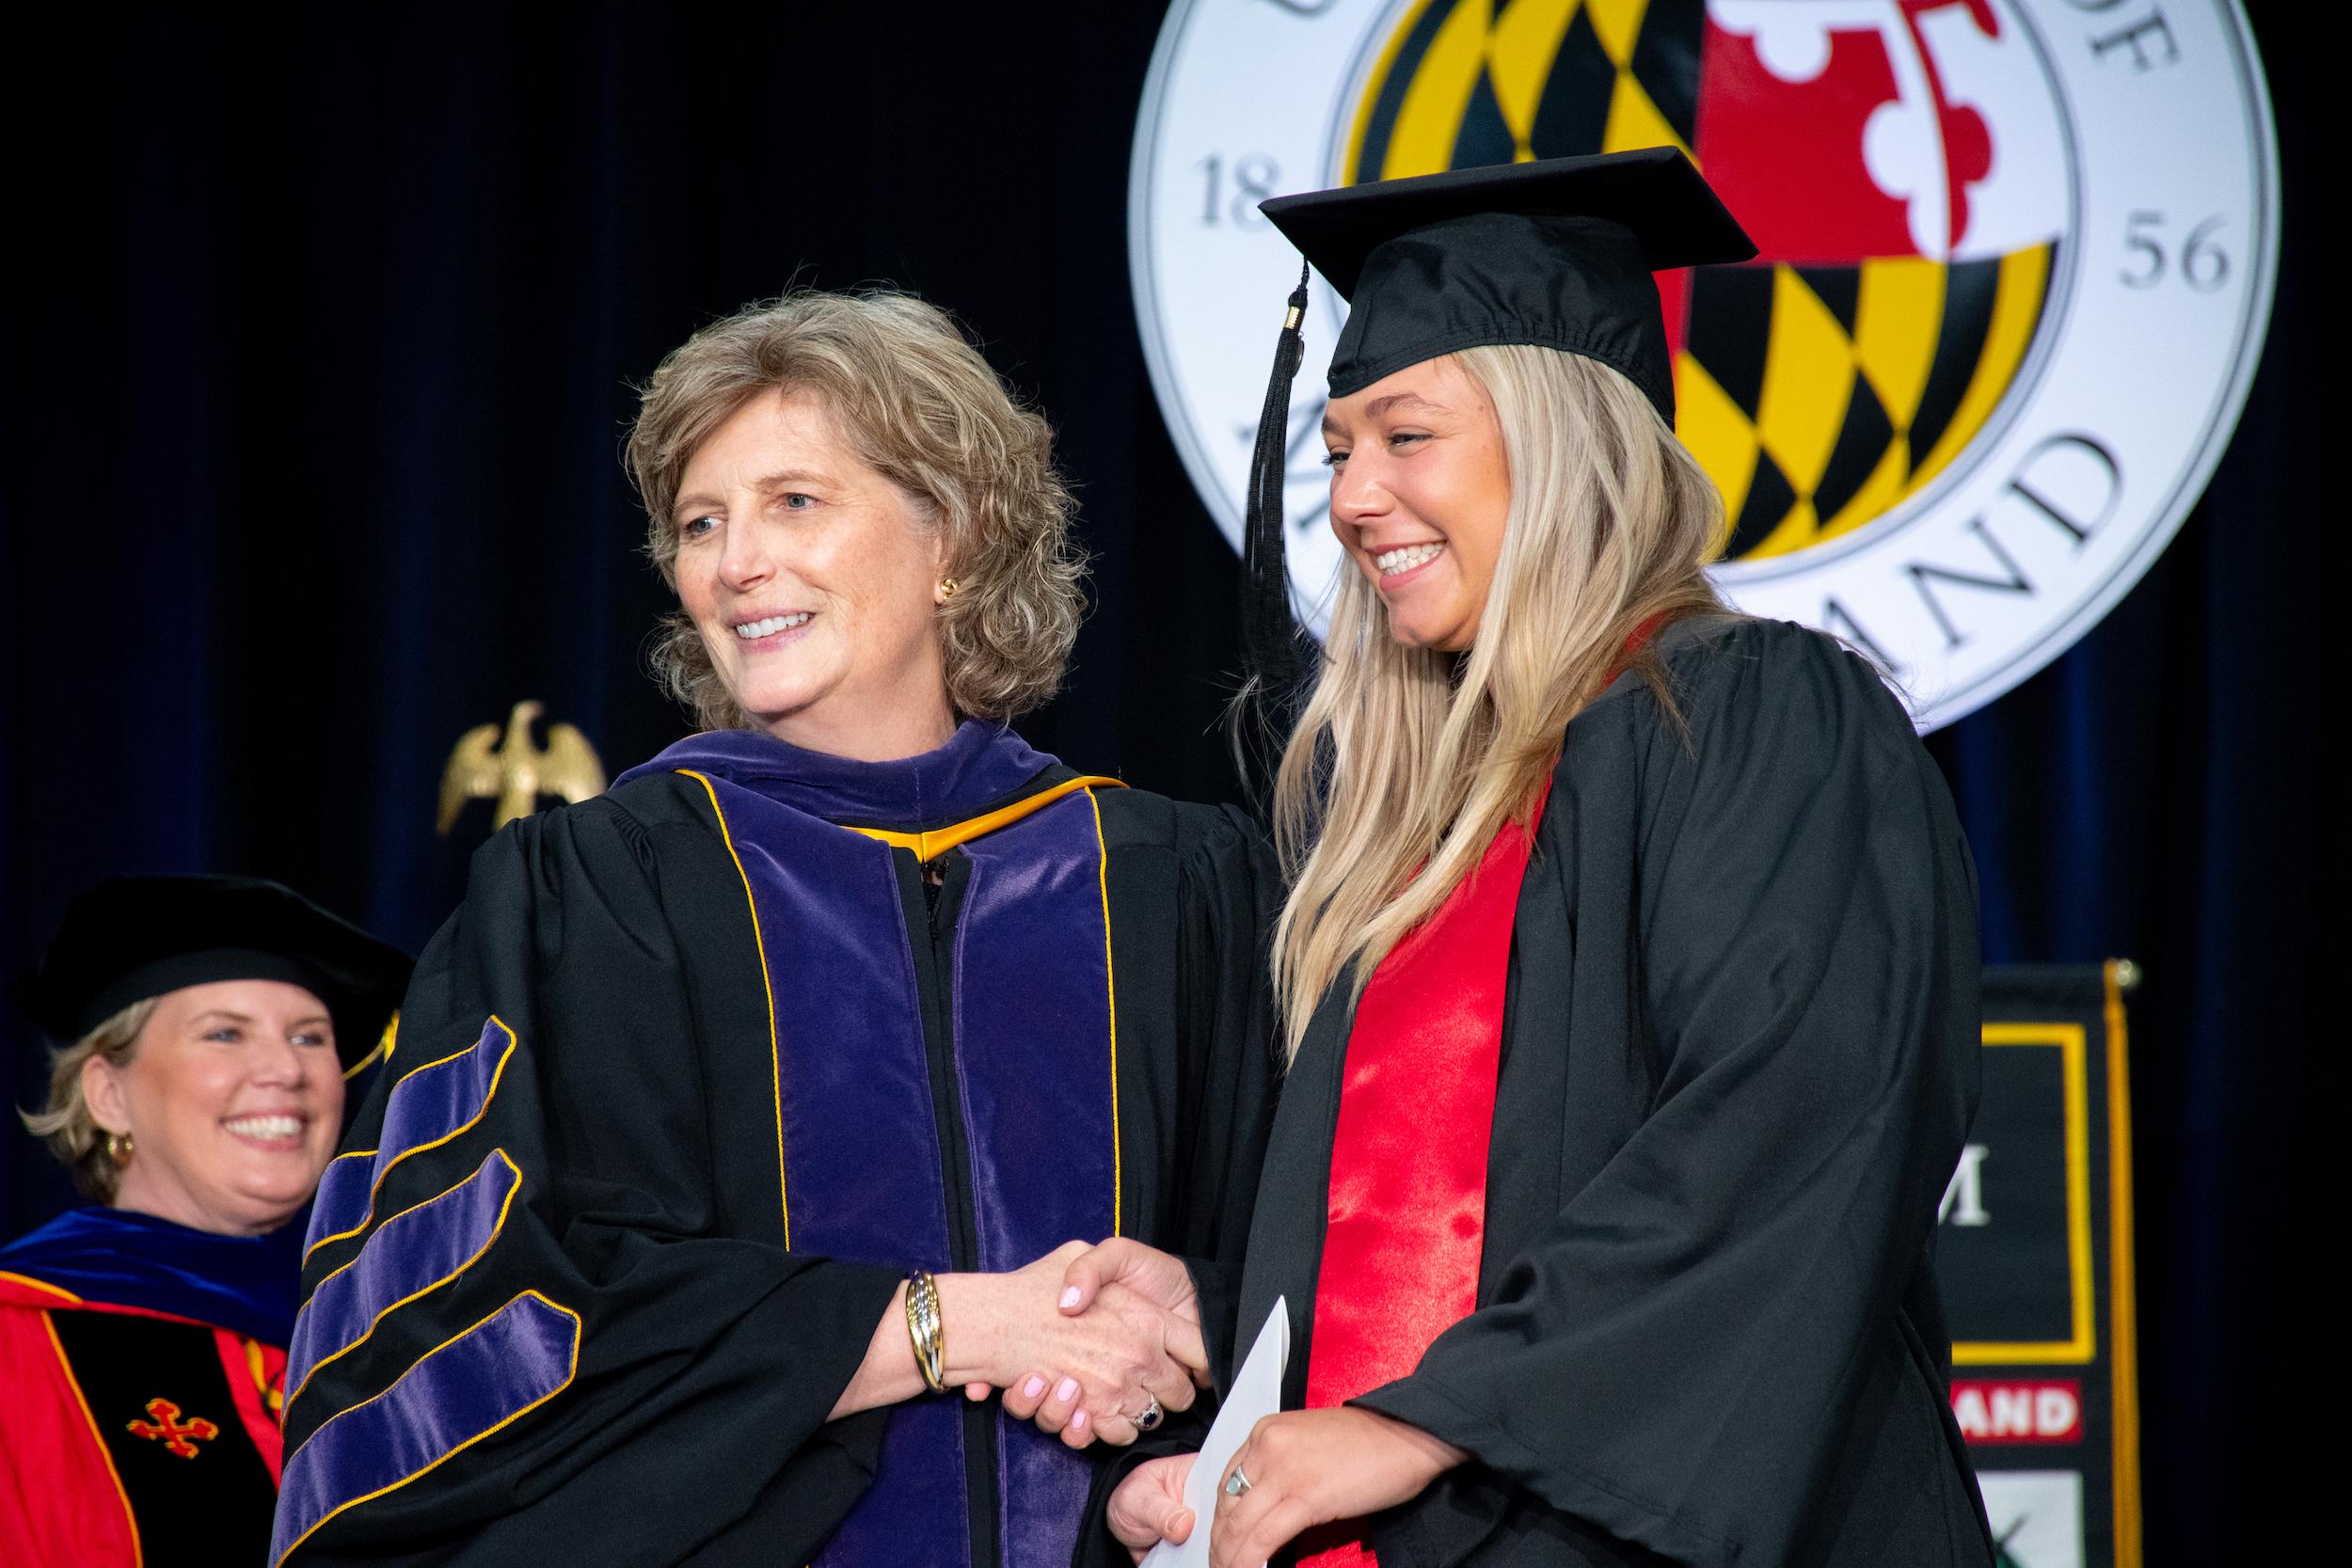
xmin=106 ymin=1131 xmax=135 ymax=1166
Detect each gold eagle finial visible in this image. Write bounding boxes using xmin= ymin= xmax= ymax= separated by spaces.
xmin=437 ymin=701 xmax=608 ymax=834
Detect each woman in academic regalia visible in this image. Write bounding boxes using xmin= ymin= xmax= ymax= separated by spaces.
xmin=1084 ymin=150 xmax=1994 ymax=1567
xmin=268 ymin=291 xmax=1280 ymax=1568
xmin=0 ymin=875 xmax=410 ymax=1567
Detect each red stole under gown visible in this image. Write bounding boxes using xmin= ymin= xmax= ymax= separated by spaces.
xmin=1296 ymin=779 xmax=1552 ymax=1567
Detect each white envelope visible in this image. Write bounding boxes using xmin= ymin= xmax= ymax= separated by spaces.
xmin=1140 ymin=1297 xmax=1290 ymax=1568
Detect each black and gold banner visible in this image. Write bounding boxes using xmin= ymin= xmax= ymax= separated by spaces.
xmin=1942 ymin=963 xmax=2142 ymax=1568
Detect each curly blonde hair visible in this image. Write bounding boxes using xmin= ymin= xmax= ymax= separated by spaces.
xmin=19 ymin=997 xmax=159 ymax=1201
xmin=626 ymin=290 xmax=1086 ymax=731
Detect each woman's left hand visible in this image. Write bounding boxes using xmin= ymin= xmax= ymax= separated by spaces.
xmin=1208 ymin=1407 xmax=1468 ymax=1568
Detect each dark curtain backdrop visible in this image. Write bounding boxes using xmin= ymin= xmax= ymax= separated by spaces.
xmin=1 ymin=4 xmax=2328 ymax=1556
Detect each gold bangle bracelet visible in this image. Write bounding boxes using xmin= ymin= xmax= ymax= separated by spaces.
xmin=904 ymin=1271 xmax=946 ymax=1393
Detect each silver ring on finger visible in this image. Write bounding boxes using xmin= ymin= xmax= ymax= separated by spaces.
xmin=1135 ymin=1393 xmax=1163 ymax=1433
xmin=1222 ymin=1464 xmax=1252 ymax=1498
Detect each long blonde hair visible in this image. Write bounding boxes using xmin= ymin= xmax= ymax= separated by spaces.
xmin=1270 ymin=345 xmax=1731 ymax=1057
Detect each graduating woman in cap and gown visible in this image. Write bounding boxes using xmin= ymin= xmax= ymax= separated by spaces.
xmin=1 ymin=875 xmax=411 ymax=1566
xmin=1079 ymin=150 xmax=1994 ymax=1567
xmin=268 ymin=291 xmax=1280 ymax=1568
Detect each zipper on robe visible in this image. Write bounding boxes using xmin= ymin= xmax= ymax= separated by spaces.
xmin=891 ymin=847 xmax=1002 ymax=1568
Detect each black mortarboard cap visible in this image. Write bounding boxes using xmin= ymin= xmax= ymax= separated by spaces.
xmin=25 ymin=875 xmax=412 ymax=1070
xmin=1262 ymin=146 xmax=1756 ymax=421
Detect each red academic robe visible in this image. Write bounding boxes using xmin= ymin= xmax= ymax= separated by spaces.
xmin=1 ymin=1217 xmax=292 ymax=1567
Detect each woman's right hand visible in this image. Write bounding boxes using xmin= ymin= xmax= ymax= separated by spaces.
xmin=1107 ymin=1452 xmax=1198 ymax=1562
xmin=937 ymin=1242 xmax=1204 ymax=1448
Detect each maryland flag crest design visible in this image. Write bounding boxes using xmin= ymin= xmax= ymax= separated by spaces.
xmin=1133 ymin=0 xmax=2275 ymax=729
xmin=1340 ymin=0 xmax=2062 ymax=562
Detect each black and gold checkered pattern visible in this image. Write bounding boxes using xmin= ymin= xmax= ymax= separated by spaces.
xmin=1347 ymin=0 xmax=1701 ymax=182
xmin=1339 ymin=0 xmax=2056 ymax=560
xmin=1680 ymin=245 xmax=2055 ymax=557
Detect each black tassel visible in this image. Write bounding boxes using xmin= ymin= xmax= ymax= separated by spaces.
xmin=1235 ymin=262 xmax=1312 ymax=806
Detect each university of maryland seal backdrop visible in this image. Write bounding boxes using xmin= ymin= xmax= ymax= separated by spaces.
xmin=1131 ymin=0 xmax=2276 ymax=727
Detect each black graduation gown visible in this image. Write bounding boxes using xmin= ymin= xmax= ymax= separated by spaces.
xmin=1238 ymin=618 xmax=1994 ymax=1568
xmin=271 ymin=744 xmax=1279 ymax=1567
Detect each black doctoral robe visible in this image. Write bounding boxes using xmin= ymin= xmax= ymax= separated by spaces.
xmin=271 ymin=728 xmax=1279 ymax=1567
xmin=1232 ymin=618 xmax=1993 ymax=1567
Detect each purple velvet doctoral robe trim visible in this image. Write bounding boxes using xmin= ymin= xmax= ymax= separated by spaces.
xmin=617 ymin=722 xmax=1119 ymax=1568
xmin=0 ymin=1204 xmax=307 ymax=1346
xmin=270 ymin=1290 xmax=580 ymax=1567
xmin=956 ymin=794 xmax=1120 ymax=1566
xmin=616 ymin=720 xmax=1056 ymax=825
xmin=286 ymin=1149 xmax=522 ymax=1411
xmin=307 ymin=1016 xmax=516 ymax=1260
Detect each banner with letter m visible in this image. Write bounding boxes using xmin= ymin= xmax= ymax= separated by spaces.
xmin=1942 ymin=963 xmax=2144 ymax=1568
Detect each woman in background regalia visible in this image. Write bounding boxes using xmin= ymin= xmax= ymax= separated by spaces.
xmin=269 ymin=291 xmax=1281 ymax=1568
xmin=1 ymin=876 xmax=408 ymax=1567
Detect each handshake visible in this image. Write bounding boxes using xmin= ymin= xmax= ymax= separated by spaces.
xmin=917 ymin=1237 xmax=1465 ymax=1562
xmin=933 ymin=1237 xmax=1204 ymax=1449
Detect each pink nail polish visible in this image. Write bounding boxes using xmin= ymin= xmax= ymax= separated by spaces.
xmin=1055 ymin=1376 xmax=1079 ymax=1403
xmin=1023 ymin=1375 xmax=1045 ymax=1400
xmin=1072 ymin=1410 xmax=1089 ymax=1433
xmin=1059 ymin=1285 xmax=1082 ymax=1308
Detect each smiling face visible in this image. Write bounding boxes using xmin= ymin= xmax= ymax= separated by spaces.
xmin=670 ymin=388 xmax=958 ymax=760
xmin=83 ymin=979 xmax=345 ymax=1236
xmin=1322 ymin=356 xmax=1514 ymax=653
